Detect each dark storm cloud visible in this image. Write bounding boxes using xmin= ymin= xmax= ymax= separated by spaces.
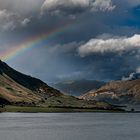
xmin=1 ymin=0 xmax=140 ymax=82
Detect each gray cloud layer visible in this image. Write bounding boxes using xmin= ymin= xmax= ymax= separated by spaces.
xmin=0 ymin=9 xmax=30 ymax=31
xmin=41 ymin=0 xmax=115 ymax=16
xmin=0 ymin=0 xmax=44 ymax=15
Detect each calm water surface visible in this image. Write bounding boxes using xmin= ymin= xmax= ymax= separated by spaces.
xmin=0 ymin=113 xmax=140 ymax=140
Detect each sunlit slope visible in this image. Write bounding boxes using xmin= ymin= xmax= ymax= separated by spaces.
xmin=80 ymin=79 xmax=140 ymax=104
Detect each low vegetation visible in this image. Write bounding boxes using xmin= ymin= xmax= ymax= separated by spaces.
xmin=3 ymin=105 xmax=125 ymax=113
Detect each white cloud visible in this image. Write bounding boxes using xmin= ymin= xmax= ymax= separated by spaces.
xmin=122 ymin=73 xmax=136 ymax=81
xmin=0 ymin=9 xmax=30 ymax=31
xmin=91 ymin=0 xmax=115 ymax=11
xmin=41 ymin=0 xmax=115 ymax=16
xmin=122 ymin=66 xmax=140 ymax=81
xmin=21 ymin=18 xmax=30 ymax=27
xmin=78 ymin=34 xmax=140 ymax=57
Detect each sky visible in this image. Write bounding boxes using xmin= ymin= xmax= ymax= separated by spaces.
xmin=1 ymin=0 xmax=140 ymax=83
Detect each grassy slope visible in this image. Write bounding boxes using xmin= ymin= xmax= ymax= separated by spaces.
xmin=0 ymin=74 xmax=42 ymax=104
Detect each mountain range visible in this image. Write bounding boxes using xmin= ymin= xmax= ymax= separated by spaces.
xmin=0 ymin=60 xmax=114 ymax=110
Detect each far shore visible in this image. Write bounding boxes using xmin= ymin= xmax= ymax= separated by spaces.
xmin=0 ymin=105 xmax=136 ymax=113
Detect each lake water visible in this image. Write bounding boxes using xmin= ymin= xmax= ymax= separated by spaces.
xmin=0 ymin=113 xmax=140 ymax=140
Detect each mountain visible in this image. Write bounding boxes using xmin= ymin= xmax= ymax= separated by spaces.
xmin=0 ymin=60 xmax=114 ymax=110
xmin=51 ymin=80 xmax=105 ymax=96
xmin=0 ymin=60 xmax=63 ymax=105
xmin=80 ymin=79 xmax=140 ymax=104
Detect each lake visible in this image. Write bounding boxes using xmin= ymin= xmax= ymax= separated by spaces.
xmin=0 ymin=113 xmax=140 ymax=140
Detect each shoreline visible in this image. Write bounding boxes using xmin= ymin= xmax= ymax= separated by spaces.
xmin=0 ymin=105 xmax=138 ymax=113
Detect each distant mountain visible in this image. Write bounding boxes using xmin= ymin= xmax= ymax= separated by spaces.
xmin=80 ymin=79 xmax=140 ymax=104
xmin=0 ymin=60 xmax=113 ymax=110
xmin=51 ymin=79 xmax=105 ymax=96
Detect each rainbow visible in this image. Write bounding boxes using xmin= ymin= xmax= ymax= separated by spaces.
xmin=0 ymin=22 xmax=73 ymax=61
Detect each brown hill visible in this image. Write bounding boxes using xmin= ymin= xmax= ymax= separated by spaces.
xmin=0 ymin=60 xmax=63 ymax=105
xmin=80 ymin=79 xmax=140 ymax=104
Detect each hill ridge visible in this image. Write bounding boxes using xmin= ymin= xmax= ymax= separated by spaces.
xmin=80 ymin=79 xmax=140 ymax=104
